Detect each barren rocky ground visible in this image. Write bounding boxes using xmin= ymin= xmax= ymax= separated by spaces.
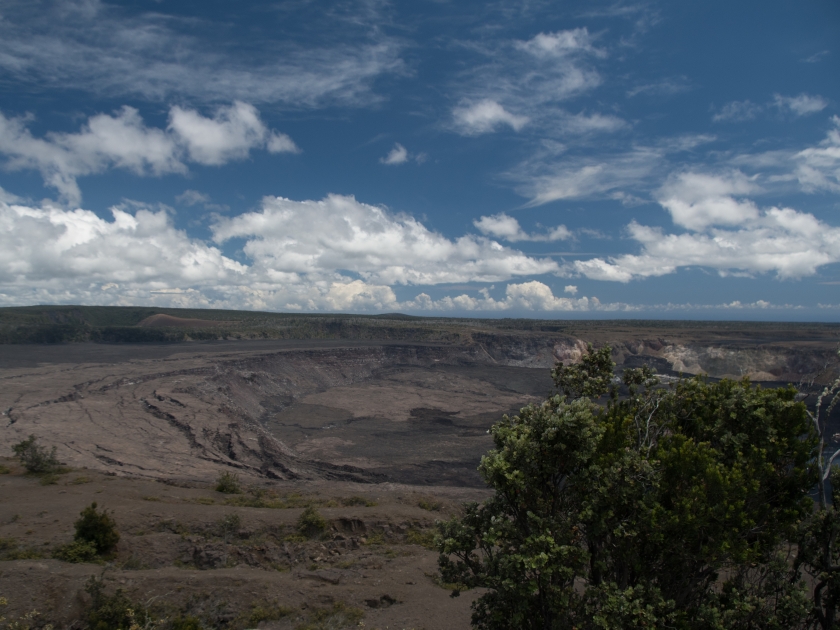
xmin=1 ymin=320 xmax=838 ymax=629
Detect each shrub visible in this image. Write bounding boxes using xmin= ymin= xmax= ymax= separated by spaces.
xmin=83 ymin=577 xmax=152 ymax=630
xmin=11 ymin=435 xmax=62 ymax=474
xmin=236 ymin=603 xmax=294 ymax=628
xmin=52 ymin=540 xmax=98 ymax=563
xmin=217 ymin=513 xmax=241 ymax=543
xmin=74 ymin=502 xmax=120 ymax=555
xmin=298 ymin=602 xmax=363 ymax=630
xmin=417 ymin=498 xmax=442 ymax=511
xmin=170 ymin=615 xmax=203 ymax=630
xmin=0 ymin=464 xmax=11 ymax=474
xmin=39 ymin=473 xmax=60 ymax=486
xmin=214 ymin=471 xmax=241 ymax=494
xmin=297 ymin=506 xmax=327 ymax=538
xmin=340 ymin=496 xmax=377 ymax=507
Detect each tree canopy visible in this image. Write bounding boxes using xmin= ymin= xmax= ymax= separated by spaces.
xmin=437 ymin=345 xmax=839 ymax=630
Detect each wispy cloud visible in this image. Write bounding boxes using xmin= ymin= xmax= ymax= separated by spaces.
xmin=0 ymin=0 xmax=404 ymax=107
xmin=626 ymin=76 xmax=691 ymax=98
xmin=448 ymin=28 xmax=617 ymax=137
xmin=803 ymin=50 xmax=830 ymax=63
xmin=713 ymin=93 xmax=828 ymax=122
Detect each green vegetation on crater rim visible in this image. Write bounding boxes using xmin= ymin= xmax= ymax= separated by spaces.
xmin=1 ymin=304 xmax=838 ymax=345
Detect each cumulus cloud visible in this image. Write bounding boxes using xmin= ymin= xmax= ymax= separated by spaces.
xmin=453 ymin=100 xmax=529 ymax=135
xmin=565 ymin=172 xmax=840 ymax=282
xmin=0 ymin=103 xmax=297 ymax=204
xmin=473 ymin=213 xmax=572 ymax=242
xmin=657 ymin=170 xmax=760 ymax=230
xmin=169 ymin=101 xmax=298 ymax=166
xmin=564 ymin=285 xmax=578 ymax=295
xmin=380 ymin=143 xmax=409 ymax=165
xmin=406 ymin=281 xmax=595 ymax=311
xmin=0 ymin=201 xmax=245 ymax=294
xmin=212 ymin=194 xmax=559 ymax=285
xmin=0 ymin=195 xmax=600 ymax=313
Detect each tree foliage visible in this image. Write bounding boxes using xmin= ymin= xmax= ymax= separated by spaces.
xmin=74 ymin=502 xmax=120 ymax=555
xmin=438 ymin=345 xmax=837 ymax=630
xmin=11 ymin=435 xmax=62 ymax=474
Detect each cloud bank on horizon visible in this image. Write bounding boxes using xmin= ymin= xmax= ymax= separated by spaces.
xmin=0 ymin=0 xmax=837 ymax=319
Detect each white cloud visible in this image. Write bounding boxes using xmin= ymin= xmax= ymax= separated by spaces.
xmin=657 ymin=170 xmax=760 ymax=230
xmin=0 ymin=107 xmax=183 ymax=204
xmin=212 ymin=194 xmax=559 ymax=285
xmin=0 ymin=195 xmax=825 ymax=313
xmin=0 ymin=1 xmax=403 ymax=108
xmin=380 ymin=143 xmax=409 ymax=165
xmin=568 ymin=205 xmax=840 ymax=283
xmin=449 ymin=28 xmax=607 ymax=137
xmin=453 ymin=100 xmax=529 ymax=135
xmin=176 ymin=190 xmax=211 ymax=207
xmin=714 ymin=94 xmax=828 ymax=123
xmin=514 ymin=28 xmax=606 ymax=59
xmin=0 ymin=201 xmax=245 ymax=293
xmin=561 ymin=112 xmax=627 ymax=134
xmin=793 ymin=115 xmax=840 ymax=193
xmin=473 ymin=213 xmax=572 ymax=242
xmin=804 ymin=51 xmax=829 ymax=63
xmin=168 ymin=101 xmax=299 ymax=166
xmin=626 ymin=77 xmax=691 ymax=98
xmin=406 ymin=281 xmax=595 ymax=312
xmin=0 ymin=103 xmax=297 ymax=204
xmin=517 ymin=146 xmax=664 ymax=206
xmin=773 ymin=93 xmax=828 ymax=117
xmin=713 ymin=100 xmax=762 ymax=122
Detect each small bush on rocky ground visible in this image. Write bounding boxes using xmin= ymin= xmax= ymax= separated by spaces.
xmin=0 ymin=464 xmax=11 ymax=474
xmin=235 ymin=602 xmax=294 ymax=629
xmin=69 ymin=475 xmax=91 ymax=485
xmin=297 ymin=507 xmax=327 ymax=539
xmin=417 ymin=498 xmax=442 ymax=511
xmin=217 ymin=513 xmax=241 ymax=543
xmin=74 ymin=502 xmax=120 ymax=555
xmin=214 ymin=471 xmax=241 ymax=494
xmin=297 ymin=602 xmax=363 ymax=630
xmin=340 ymin=496 xmax=377 ymax=507
xmin=0 ymin=538 xmax=45 ymax=561
xmin=0 ymin=596 xmax=54 ymax=630
xmin=169 ymin=615 xmax=202 ymax=630
xmin=11 ymin=435 xmax=63 ymax=475
xmin=38 ymin=473 xmax=60 ymax=486
xmin=405 ymin=529 xmax=437 ymax=549
xmin=83 ymin=578 xmax=155 ymax=630
xmin=52 ymin=540 xmax=98 ymax=563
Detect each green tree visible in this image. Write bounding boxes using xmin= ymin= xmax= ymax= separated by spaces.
xmin=11 ymin=435 xmax=62 ymax=474
xmin=438 ymin=345 xmax=821 ymax=630
xmin=74 ymin=502 xmax=120 ymax=555
xmin=796 ymin=349 xmax=840 ymax=629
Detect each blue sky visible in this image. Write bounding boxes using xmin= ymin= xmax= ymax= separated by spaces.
xmin=0 ymin=0 xmax=838 ymax=320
